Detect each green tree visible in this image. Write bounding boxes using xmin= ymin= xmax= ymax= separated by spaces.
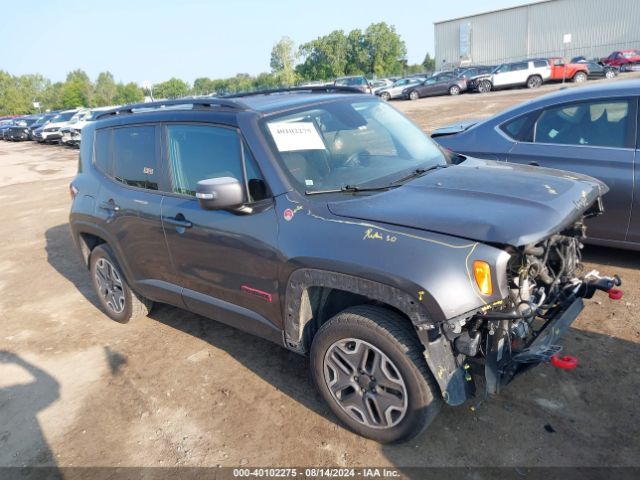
xmin=422 ymin=52 xmax=435 ymax=73
xmin=114 ymin=82 xmax=144 ymax=104
xmin=297 ymin=30 xmax=349 ymax=81
xmin=364 ymin=22 xmax=407 ymax=76
xmin=94 ymin=72 xmax=118 ymax=106
xmin=153 ymin=77 xmax=190 ymax=99
xmin=270 ymin=36 xmax=297 ymax=85
xmin=345 ymin=29 xmax=369 ymax=75
xmin=192 ymin=77 xmax=216 ymax=96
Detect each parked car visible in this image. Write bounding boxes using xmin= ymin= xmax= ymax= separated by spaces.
xmin=570 ymin=56 xmax=587 ymax=64
xmin=27 ymin=113 xmax=57 ymax=140
xmin=68 ymin=91 xmax=619 ymax=443
xmin=34 ymin=109 xmax=81 ymax=143
xmin=473 ymin=59 xmax=551 ymax=92
xmin=601 ymin=50 xmax=640 ymax=70
xmin=0 ymin=119 xmax=16 ymax=140
xmin=403 ymin=72 xmax=467 ymax=100
xmin=4 ymin=121 xmax=29 ymax=142
xmin=61 ymin=106 xmax=117 ymax=146
xmin=369 ymin=79 xmax=393 ymax=95
xmin=432 ymin=80 xmax=640 ymax=250
xmin=585 ymin=61 xmax=619 ymax=79
xmin=547 ymin=57 xmax=589 ymax=82
xmin=460 ymin=66 xmax=497 ymax=93
xmin=334 ymin=76 xmax=372 ymax=94
xmin=375 ymin=77 xmax=426 ymax=101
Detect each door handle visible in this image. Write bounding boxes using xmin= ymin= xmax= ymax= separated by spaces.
xmin=162 ymin=216 xmax=193 ymax=229
xmin=99 ymin=201 xmax=120 ymax=212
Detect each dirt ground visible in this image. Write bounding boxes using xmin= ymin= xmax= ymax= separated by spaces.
xmin=1 ymin=75 xmax=639 ymax=475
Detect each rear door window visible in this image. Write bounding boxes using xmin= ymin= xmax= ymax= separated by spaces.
xmin=112 ymin=125 xmax=158 ymax=190
xmin=533 ymin=99 xmax=633 ymax=148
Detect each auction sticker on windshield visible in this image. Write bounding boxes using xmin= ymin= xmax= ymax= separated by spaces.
xmin=267 ymin=122 xmax=325 ymax=151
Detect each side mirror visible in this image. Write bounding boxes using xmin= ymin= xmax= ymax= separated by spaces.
xmin=196 ymin=177 xmax=244 ymax=210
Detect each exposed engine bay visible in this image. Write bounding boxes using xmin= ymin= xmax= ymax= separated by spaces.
xmin=449 ymin=217 xmax=622 ymax=395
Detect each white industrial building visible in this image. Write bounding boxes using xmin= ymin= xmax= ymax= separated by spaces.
xmin=434 ymin=0 xmax=640 ymax=68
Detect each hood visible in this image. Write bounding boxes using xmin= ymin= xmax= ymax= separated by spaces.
xmin=327 ymin=158 xmax=608 ymax=247
xmin=431 ymin=120 xmax=480 ymax=137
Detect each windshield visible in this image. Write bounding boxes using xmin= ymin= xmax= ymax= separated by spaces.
xmin=335 ymin=77 xmax=365 ymax=86
xmin=52 ymin=111 xmax=75 ymax=123
xmin=623 ymin=51 xmax=638 ymax=58
xmin=264 ymin=100 xmax=446 ymax=193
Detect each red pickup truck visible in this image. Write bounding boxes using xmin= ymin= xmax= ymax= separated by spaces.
xmin=601 ymin=50 xmax=640 ymax=69
xmin=548 ymin=57 xmax=589 ymax=82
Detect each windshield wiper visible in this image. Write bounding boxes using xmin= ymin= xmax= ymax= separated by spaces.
xmin=391 ymin=164 xmax=447 ymax=185
xmin=305 ymin=184 xmax=399 ymax=195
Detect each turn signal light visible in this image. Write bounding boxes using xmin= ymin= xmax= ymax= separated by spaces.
xmin=473 ymin=261 xmax=493 ymax=296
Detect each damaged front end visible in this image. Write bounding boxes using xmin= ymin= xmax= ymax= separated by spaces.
xmin=451 ymin=208 xmax=622 ymax=396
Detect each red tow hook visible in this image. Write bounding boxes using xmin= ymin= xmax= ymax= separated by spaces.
xmin=608 ymin=288 xmax=623 ymax=300
xmin=550 ymin=354 xmax=578 ymax=370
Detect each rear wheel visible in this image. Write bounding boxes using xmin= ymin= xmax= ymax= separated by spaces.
xmin=380 ymin=91 xmax=391 ymax=101
xmin=526 ymin=75 xmax=542 ymax=89
xmin=90 ymin=245 xmax=152 ymax=323
xmin=310 ymin=305 xmax=441 ymax=443
xmin=477 ymin=80 xmax=492 ymax=93
xmin=449 ymin=85 xmax=461 ymax=95
xmin=573 ymin=71 xmax=587 ymax=83
xmin=408 ymin=90 xmax=419 ymax=101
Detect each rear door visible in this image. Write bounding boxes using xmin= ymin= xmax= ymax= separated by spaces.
xmin=625 ymin=109 xmax=640 ymax=244
xmin=93 ymin=124 xmax=178 ymax=303
xmin=506 ymin=97 xmax=637 ymax=242
xmin=159 ymin=122 xmax=282 ymax=334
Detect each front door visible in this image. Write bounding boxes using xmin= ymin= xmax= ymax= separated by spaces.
xmin=159 ymin=123 xmax=281 ymax=336
xmin=507 ymin=97 xmax=636 ymax=242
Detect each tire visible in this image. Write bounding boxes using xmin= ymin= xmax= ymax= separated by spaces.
xmin=477 ymin=80 xmax=492 ymax=93
xmin=408 ymin=90 xmax=419 ymax=101
xmin=310 ymin=305 xmax=441 ymax=443
xmin=526 ymin=75 xmax=542 ymax=89
xmin=573 ymin=71 xmax=587 ymax=83
xmin=89 ymin=244 xmax=152 ymax=323
xmin=380 ymin=92 xmax=391 ymax=101
xmin=449 ymin=85 xmax=461 ymax=96
xmin=605 ymin=69 xmax=616 ymax=79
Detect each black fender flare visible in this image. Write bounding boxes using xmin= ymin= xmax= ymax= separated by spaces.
xmin=283 ymin=268 xmax=467 ymax=406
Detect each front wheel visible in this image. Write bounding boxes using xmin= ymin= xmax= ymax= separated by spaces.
xmin=573 ymin=71 xmax=587 ymax=83
xmin=310 ymin=305 xmax=441 ymax=443
xmin=477 ymin=80 xmax=492 ymax=93
xmin=449 ymin=85 xmax=461 ymax=95
xmin=605 ymin=69 xmax=616 ymax=79
xmin=90 ymin=245 xmax=152 ymax=323
xmin=526 ymin=75 xmax=542 ymax=89
xmin=408 ymin=90 xmax=419 ymax=101
xmin=380 ymin=91 xmax=391 ymax=101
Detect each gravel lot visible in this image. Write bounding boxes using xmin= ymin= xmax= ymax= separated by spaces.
xmin=1 ymin=76 xmax=639 ymax=474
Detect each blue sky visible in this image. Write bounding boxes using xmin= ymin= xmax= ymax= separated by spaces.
xmin=3 ymin=0 xmax=527 ymax=84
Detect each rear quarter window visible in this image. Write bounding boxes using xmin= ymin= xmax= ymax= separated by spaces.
xmin=94 ymin=129 xmax=111 ymax=174
xmin=533 ymin=60 xmax=548 ymax=68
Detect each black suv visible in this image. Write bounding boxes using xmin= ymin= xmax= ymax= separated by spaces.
xmin=69 ymin=88 xmax=621 ymax=443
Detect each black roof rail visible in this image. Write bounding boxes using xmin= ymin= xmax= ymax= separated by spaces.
xmin=94 ymin=97 xmax=247 ymax=120
xmin=225 ymin=85 xmax=366 ymax=98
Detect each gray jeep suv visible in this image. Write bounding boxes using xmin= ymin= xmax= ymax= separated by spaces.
xmin=69 ymin=88 xmax=621 ymax=443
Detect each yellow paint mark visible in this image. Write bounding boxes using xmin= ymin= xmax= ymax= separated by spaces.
xmin=418 ymin=291 xmax=425 ymax=301
xmin=437 ymin=366 xmax=446 ymax=380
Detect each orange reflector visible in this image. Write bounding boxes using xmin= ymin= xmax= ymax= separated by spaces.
xmin=473 ymin=261 xmax=493 ymax=296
